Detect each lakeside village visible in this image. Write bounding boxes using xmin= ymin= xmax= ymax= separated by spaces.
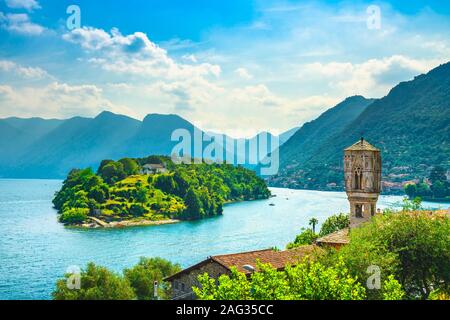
xmin=53 ymin=139 xmax=450 ymax=300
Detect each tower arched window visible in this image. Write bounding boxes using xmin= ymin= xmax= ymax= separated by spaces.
xmin=354 ymin=168 xmax=362 ymax=190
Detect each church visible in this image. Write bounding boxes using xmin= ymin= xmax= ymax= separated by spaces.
xmin=316 ymin=138 xmax=382 ymax=246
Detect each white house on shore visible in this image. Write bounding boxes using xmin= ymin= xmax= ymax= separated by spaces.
xmin=141 ymin=163 xmax=167 ymax=175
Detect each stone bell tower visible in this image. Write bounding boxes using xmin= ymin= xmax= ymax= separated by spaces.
xmin=344 ymin=138 xmax=381 ymax=228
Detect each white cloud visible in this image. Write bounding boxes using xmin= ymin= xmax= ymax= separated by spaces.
xmin=0 ymin=82 xmax=134 ymax=118
xmin=0 ymin=12 xmax=45 ymax=35
xmin=5 ymin=0 xmax=41 ymax=11
xmin=63 ymin=27 xmax=221 ymax=80
xmin=235 ymin=67 xmax=253 ymax=79
xmin=0 ymin=59 xmax=50 ymax=79
xmin=299 ymin=55 xmax=446 ymax=97
xmin=182 ymin=54 xmax=198 ymax=63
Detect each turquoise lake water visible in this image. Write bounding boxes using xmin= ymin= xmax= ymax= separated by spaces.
xmin=0 ymin=179 xmax=448 ymax=300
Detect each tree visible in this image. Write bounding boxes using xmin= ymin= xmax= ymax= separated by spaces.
xmin=416 ymin=182 xmax=432 ymax=197
xmin=429 ymin=166 xmax=447 ymax=184
xmin=184 ymin=187 xmax=203 ymax=219
xmin=88 ymin=184 xmax=109 ymax=203
xmin=338 ymin=212 xmax=450 ymax=299
xmin=134 ymin=184 xmax=149 ymax=203
xmin=431 ymin=181 xmax=447 ymax=198
xmin=319 ymin=213 xmax=349 ymax=237
xmin=404 ymin=183 xmax=417 ymax=199
xmin=98 ymin=161 xmax=126 ymax=184
xmin=309 ymin=218 xmax=319 ymax=233
xmin=119 ymin=158 xmax=140 ymax=176
xmin=129 ymin=204 xmax=146 ymax=217
xmin=124 ymin=257 xmax=181 ymax=300
xmin=382 ymin=275 xmax=405 ymax=300
xmin=59 ymin=208 xmax=89 ymax=225
xmin=193 ymin=259 xmax=367 ymax=300
xmin=401 ymin=197 xmax=423 ymax=211
xmin=154 ymin=174 xmax=177 ymax=195
xmin=286 ymin=228 xmax=318 ymax=248
xmin=53 ymin=263 xmax=135 ymax=300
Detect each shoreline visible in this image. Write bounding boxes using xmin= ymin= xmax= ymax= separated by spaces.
xmin=74 ymin=196 xmax=272 ymax=229
xmin=77 ymin=217 xmax=181 ymax=229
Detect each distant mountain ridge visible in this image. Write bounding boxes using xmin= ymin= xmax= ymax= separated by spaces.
xmin=0 ymin=112 xmax=294 ymax=178
xmin=269 ymin=62 xmax=450 ymax=192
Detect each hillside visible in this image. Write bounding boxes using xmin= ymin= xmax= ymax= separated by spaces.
xmin=269 ymin=62 xmax=450 ymax=192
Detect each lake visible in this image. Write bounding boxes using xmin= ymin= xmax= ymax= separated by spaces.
xmin=0 ymin=179 xmax=448 ymax=300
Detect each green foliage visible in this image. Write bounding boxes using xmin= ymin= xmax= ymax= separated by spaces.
xmin=153 ymin=174 xmax=177 ymax=195
xmin=193 ymin=259 xmax=366 ymax=300
xmin=404 ymin=183 xmax=417 ymax=198
xmin=124 ymin=257 xmax=181 ymax=300
xmin=54 ymin=156 xmax=270 ymax=225
xmin=53 ymin=263 xmax=135 ymax=300
xmin=118 ymin=158 xmax=139 ymax=176
xmin=319 ymin=213 xmax=349 ymax=236
xmin=286 ymin=228 xmax=318 ymax=249
xmin=98 ymin=160 xmax=126 ymax=185
xmin=401 ymin=197 xmax=423 ymax=211
xmin=59 ymin=208 xmax=89 ymax=225
xmin=184 ymin=187 xmax=204 ymax=219
xmin=382 ymin=275 xmax=405 ymax=300
xmin=429 ymin=166 xmax=447 ymax=184
xmin=53 ymin=258 xmax=181 ymax=300
xmin=338 ymin=212 xmax=450 ymax=299
xmin=309 ymin=218 xmax=319 ymax=233
xmin=405 ymin=166 xmax=450 ymax=200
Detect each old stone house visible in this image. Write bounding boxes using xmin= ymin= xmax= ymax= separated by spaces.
xmin=141 ymin=163 xmax=167 ymax=175
xmin=165 ymin=245 xmax=321 ymax=300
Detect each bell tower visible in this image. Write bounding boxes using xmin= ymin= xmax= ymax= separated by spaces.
xmin=344 ymin=138 xmax=381 ymax=228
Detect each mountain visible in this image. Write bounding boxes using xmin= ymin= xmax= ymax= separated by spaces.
xmin=279 ymin=127 xmax=299 ymax=145
xmin=273 ymin=95 xmax=375 ymax=171
xmin=269 ymin=62 xmax=450 ymax=192
xmin=0 ymin=112 xmax=295 ymax=179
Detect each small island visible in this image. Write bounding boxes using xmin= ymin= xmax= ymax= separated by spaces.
xmin=53 ymin=156 xmax=271 ymax=228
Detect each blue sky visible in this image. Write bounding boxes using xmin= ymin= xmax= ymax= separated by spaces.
xmin=0 ymin=0 xmax=449 ymax=136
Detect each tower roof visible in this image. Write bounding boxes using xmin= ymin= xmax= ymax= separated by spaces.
xmin=345 ymin=138 xmax=380 ymax=151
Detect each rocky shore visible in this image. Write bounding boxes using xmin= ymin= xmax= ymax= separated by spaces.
xmin=77 ymin=216 xmax=180 ymax=229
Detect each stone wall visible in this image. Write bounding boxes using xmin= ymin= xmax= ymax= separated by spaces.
xmin=170 ymin=260 xmax=230 ymax=300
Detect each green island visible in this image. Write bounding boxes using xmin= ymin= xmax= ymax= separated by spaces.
xmin=53 ymin=156 xmax=271 ymax=228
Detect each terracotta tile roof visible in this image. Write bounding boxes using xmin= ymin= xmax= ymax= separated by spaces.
xmin=316 ymin=228 xmax=350 ymax=245
xmin=345 ymin=139 xmax=380 ymax=152
xmin=212 ymin=245 xmax=321 ymax=274
xmin=164 ymin=245 xmax=322 ymax=281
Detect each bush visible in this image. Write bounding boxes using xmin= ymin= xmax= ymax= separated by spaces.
xmin=338 ymin=212 xmax=450 ymax=299
xmin=193 ymin=259 xmax=367 ymax=300
xmin=59 ymin=208 xmax=89 ymax=225
xmin=319 ymin=213 xmax=349 ymax=236
xmin=53 ymin=263 xmax=135 ymax=300
xmin=129 ymin=204 xmax=147 ymax=217
xmin=286 ymin=228 xmax=318 ymax=248
xmin=124 ymin=257 xmax=181 ymax=300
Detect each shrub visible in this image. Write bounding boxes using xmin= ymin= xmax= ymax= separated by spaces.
xmin=53 ymin=263 xmax=135 ymax=300
xmin=59 ymin=208 xmax=89 ymax=225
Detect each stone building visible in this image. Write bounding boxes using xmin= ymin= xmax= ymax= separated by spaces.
xmin=344 ymin=138 xmax=382 ymax=228
xmin=164 ymin=246 xmax=320 ymax=300
xmin=316 ymin=138 xmax=382 ymax=247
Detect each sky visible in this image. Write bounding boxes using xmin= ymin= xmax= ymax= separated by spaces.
xmin=0 ymin=0 xmax=449 ymax=137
